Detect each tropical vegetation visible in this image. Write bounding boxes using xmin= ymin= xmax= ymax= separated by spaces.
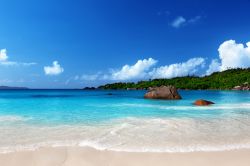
xmin=98 ymin=68 xmax=250 ymax=90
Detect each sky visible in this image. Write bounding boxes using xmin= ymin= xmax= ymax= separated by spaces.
xmin=1 ymin=0 xmax=250 ymax=88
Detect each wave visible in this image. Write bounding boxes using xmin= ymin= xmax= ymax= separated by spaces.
xmin=116 ymin=103 xmax=250 ymax=110
xmin=1 ymin=140 xmax=250 ymax=154
xmin=0 ymin=115 xmax=31 ymax=122
xmin=0 ymin=116 xmax=250 ymax=153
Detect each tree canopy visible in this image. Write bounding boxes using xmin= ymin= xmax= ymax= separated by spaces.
xmin=98 ymin=68 xmax=250 ymax=90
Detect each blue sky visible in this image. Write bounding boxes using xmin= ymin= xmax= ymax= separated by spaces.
xmin=1 ymin=0 xmax=250 ymax=88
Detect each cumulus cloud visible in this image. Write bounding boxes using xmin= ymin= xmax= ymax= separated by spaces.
xmin=206 ymin=40 xmax=250 ymax=74
xmin=44 ymin=61 xmax=64 ymax=75
xmin=171 ymin=16 xmax=201 ymax=28
xmin=0 ymin=49 xmax=8 ymax=61
xmin=218 ymin=40 xmax=250 ymax=70
xmin=68 ymin=39 xmax=250 ymax=84
xmin=149 ymin=58 xmax=205 ymax=79
xmin=110 ymin=58 xmax=157 ymax=80
xmin=71 ymin=57 xmax=206 ymax=83
xmin=205 ymin=59 xmax=221 ymax=75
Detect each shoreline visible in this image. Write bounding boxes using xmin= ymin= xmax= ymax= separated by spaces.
xmin=0 ymin=147 xmax=250 ymax=166
xmin=2 ymin=143 xmax=250 ymax=154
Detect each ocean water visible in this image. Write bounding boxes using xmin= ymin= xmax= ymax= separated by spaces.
xmin=0 ymin=90 xmax=250 ymax=153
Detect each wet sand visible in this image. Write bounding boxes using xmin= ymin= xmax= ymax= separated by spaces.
xmin=0 ymin=147 xmax=250 ymax=166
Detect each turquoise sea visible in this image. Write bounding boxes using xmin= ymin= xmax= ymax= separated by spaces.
xmin=0 ymin=90 xmax=250 ymax=153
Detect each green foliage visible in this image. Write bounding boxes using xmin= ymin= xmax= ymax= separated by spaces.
xmin=98 ymin=68 xmax=250 ymax=90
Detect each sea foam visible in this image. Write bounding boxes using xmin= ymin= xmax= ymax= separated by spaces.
xmin=0 ymin=115 xmax=31 ymax=122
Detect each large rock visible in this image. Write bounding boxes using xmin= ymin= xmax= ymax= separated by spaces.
xmin=144 ymin=85 xmax=182 ymax=100
xmin=194 ymin=99 xmax=214 ymax=106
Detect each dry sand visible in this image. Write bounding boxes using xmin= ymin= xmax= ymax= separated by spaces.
xmin=0 ymin=147 xmax=250 ymax=166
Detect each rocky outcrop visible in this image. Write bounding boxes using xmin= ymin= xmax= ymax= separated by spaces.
xmin=232 ymin=82 xmax=250 ymax=91
xmin=194 ymin=99 xmax=214 ymax=106
xmin=144 ymin=85 xmax=182 ymax=100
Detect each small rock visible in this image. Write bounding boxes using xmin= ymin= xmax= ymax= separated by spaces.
xmin=194 ymin=99 xmax=214 ymax=106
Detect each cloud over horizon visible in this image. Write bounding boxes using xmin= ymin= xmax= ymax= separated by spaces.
xmin=44 ymin=61 xmax=64 ymax=76
xmin=0 ymin=49 xmax=36 ymax=66
xmin=110 ymin=58 xmax=157 ymax=80
xmin=73 ymin=39 xmax=250 ymax=84
xmin=206 ymin=59 xmax=221 ymax=75
xmin=206 ymin=40 xmax=250 ymax=75
xmin=150 ymin=58 xmax=205 ymax=79
xmin=73 ymin=57 xmax=205 ymax=82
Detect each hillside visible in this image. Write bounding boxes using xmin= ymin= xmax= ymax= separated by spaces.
xmin=98 ymin=68 xmax=250 ymax=90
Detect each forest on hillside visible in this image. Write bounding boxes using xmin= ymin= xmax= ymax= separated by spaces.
xmin=98 ymin=68 xmax=250 ymax=90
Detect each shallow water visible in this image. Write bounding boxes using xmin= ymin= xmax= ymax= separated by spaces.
xmin=0 ymin=90 xmax=249 ymax=153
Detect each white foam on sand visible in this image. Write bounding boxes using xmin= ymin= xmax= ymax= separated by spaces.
xmin=0 ymin=115 xmax=31 ymax=122
xmin=118 ymin=103 xmax=250 ymax=110
xmin=0 ymin=116 xmax=250 ymax=153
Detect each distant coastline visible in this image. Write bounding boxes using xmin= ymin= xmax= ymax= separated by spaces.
xmin=1 ymin=68 xmax=250 ymax=91
xmin=96 ymin=68 xmax=250 ymax=90
xmin=0 ymin=86 xmax=29 ymax=90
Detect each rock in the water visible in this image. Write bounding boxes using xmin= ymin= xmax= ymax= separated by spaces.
xmin=194 ymin=99 xmax=214 ymax=106
xmin=144 ymin=85 xmax=182 ymax=100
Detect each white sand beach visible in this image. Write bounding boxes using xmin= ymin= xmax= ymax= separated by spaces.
xmin=0 ymin=147 xmax=250 ymax=166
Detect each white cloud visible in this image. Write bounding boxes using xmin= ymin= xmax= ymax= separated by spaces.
xmin=0 ymin=49 xmax=8 ymax=61
xmin=171 ymin=16 xmax=186 ymax=28
xmin=70 ymin=58 xmax=206 ymax=83
xmin=206 ymin=40 xmax=250 ymax=74
xmin=150 ymin=58 xmax=205 ymax=79
xmin=68 ymin=39 xmax=250 ymax=83
xmin=0 ymin=61 xmax=36 ymax=66
xmin=44 ymin=61 xmax=64 ymax=75
xmin=171 ymin=16 xmax=201 ymax=28
xmin=68 ymin=58 xmax=157 ymax=82
xmin=205 ymin=59 xmax=221 ymax=75
xmin=218 ymin=40 xmax=250 ymax=70
xmin=0 ymin=48 xmax=37 ymax=67
xmin=110 ymin=58 xmax=157 ymax=80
